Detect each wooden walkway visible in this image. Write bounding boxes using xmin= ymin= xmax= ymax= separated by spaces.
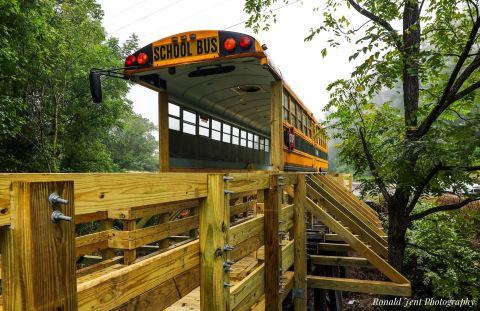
xmin=0 ymin=172 xmax=410 ymax=310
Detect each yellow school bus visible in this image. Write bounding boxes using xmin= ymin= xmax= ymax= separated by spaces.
xmin=90 ymin=30 xmax=328 ymax=172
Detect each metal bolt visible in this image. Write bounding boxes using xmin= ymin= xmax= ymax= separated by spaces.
xmin=226 ymin=260 xmax=235 ymax=265
xmin=49 ymin=193 xmax=68 ymax=205
xmin=223 ymin=244 xmax=234 ymax=252
xmin=224 ymin=190 xmax=235 ymax=194
xmin=224 ymin=282 xmax=234 ymax=288
xmin=51 ymin=210 xmax=72 ymax=223
xmin=223 ymin=176 xmax=234 ymax=181
xmin=224 ymin=267 xmax=233 ymax=273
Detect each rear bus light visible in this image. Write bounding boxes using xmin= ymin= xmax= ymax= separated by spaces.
xmin=239 ymin=36 xmax=251 ymax=49
xmin=137 ymin=52 xmax=148 ymax=65
xmin=224 ymin=38 xmax=236 ymax=52
xmin=125 ymin=55 xmax=136 ymax=66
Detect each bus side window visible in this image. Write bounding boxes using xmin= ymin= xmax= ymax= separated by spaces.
xmin=290 ymin=98 xmax=296 ymax=128
xmin=247 ymin=133 xmax=253 ymax=148
xmin=259 ymin=137 xmax=265 ymax=150
xmin=169 ymin=103 xmax=181 ymax=131
xmin=254 ymin=135 xmax=259 ymax=150
xmin=222 ymin=123 xmax=231 ymax=143
xmin=265 ymin=139 xmax=270 ymax=152
xmin=182 ymin=110 xmax=196 ymax=135
xmin=199 ymin=116 xmax=209 ymax=137
xmin=211 ymin=119 xmax=221 ymax=141
xmin=282 ymin=92 xmax=289 ymax=121
xmin=240 ymin=130 xmax=247 ymax=147
xmin=232 ymin=127 xmax=239 ymax=144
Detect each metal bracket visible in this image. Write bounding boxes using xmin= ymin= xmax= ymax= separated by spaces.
xmin=292 ymin=288 xmax=305 ymax=299
xmin=224 ymin=190 xmax=235 ymax=194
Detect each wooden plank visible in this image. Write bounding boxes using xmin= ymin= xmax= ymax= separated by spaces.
xmin=307 ymin=276 xmax=411 ymax=296
xmin=230 ymin=264 xmax=264 ymax=310
xmin=310 ymin=255 xmax=372 ymax=267
xmin=76 ymin=230 xmax=110 ymax=257
xmin=0 ymin=181 xmax=77 ymax=310
xmin=231 ymin=200 xmax=256 ymax=216
xmin=123 ymin=220 xmax=136 ymax=265
xmin=231 ymin=231 xmax=264 ymax=262
xmin=280 ymin=203 xmax=294 ymax=232
xmin=307 ymin=184 xmax=388 ymax=258
xmin=0 ymin=173 xmax=209 ymax=215
xmin=159 ymin=91 xmax=169 ymax=172
xmin=282 ymin=240 xmax=294 ymax=272
xmin=230 ymin=215 xmax=263 ymax=246
xmin=76 ymin=256 xmax=124 ymax=277
xmin=228 ymin=173 xmax=270 ymax=193
xmin=109 ymin=216 xmax=198 ymax=249
xmin=270 ymin=81 xmax=284 ymax=171
xmin=264 ymin=175 xmax=282 ymax=311
xmin=108 ymin=199 xmax=199 ymax=220
xmin=307 ymin=198 xmax=409 ymax=284
xmin=77 ymin=240 xmax=199 ymax=310
xmin=75 ymin=211 xmax=108 ymax=224
xmin=200 ymin=174 xmax=230 ymax=311
xmin=325 ymin=233 xmax=358 ymax=242
xmin=113 ymin=265 xmax=200 ymax=311
xmin=293 ymin=174 xmax=307 ymax=310
xmin=316 ymin=174 xmax=382 ymax=227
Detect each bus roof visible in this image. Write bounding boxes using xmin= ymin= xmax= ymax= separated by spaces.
xmin=123 ymin=30 xmax=319 ymax=134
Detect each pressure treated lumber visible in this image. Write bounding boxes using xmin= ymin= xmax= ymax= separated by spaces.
xmin=310 ymin=255 xmax=372 ymax=267
xmin=76 ymin=230 xmax=110 ymax=256
xmin=270 ymin=81 xmax=284 ymax=171
xmin=307 ymin=197 xmax=409 ymax=284
xmin=293 ymin=174 xmax=307 ymax=310
xmin=264 ymin=175 xmax=282 ymax=311
xmin=159 ymin=91 xmax=169 ymax=172
xmin=307 ymin=276 xmax=411 ymax=296
xmin=0 ymin=173 xmax=209 ymax=215
xmin=1 ymin=181 xmax=77 ymax=311
xmin=199 ymin=174 xmax=230 ymax=311
xmin=108 ymin=199 xmax=199 ymax=220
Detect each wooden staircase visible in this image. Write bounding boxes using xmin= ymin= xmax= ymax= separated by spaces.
xmin=304 ymin=174 xmax=411 ymax=296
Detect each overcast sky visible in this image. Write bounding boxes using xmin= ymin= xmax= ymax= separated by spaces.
xmin=97 ymin=0 xmax=365 ymax=130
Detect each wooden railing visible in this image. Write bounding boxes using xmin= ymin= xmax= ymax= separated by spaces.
xmin=0 ymin=172 xmax=306 ymax=311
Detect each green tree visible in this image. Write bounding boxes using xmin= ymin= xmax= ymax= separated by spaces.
xmin=0 ymin=0 xmax=147 ymax=173
xmin=245 ymin=0 xmax=480 ymax=272
xmin=105 ymin=113 xmax=159 ymax=172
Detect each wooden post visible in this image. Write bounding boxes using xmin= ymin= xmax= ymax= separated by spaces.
xmin=0 ymin=181 xmax=77 ymax=310
xmin=200 ymin=174 xmax=230 ymax=311
xmin=100 ymin=219 xmax=115 ymax=260
xmin=270 ymin=81 xmax=284 ymax=171
xmin=293 ymin=174 xmax=307 ymax=310
xmin=159 ymin=91 xmax=169 ymax=172
xmin=123 ymin=219 xmax=136 ymax=264
xmin=158 ymin=212 xmax=170 ymax=249
xmin=264 ymin=174 xmax=282 ymax=310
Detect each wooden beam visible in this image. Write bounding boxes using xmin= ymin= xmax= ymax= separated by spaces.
xmin=307 ymin=184 xmax=388 ymax=258
xmin=0 ymin=173 xmax=209 ymax=215
xmin=307 ymin=276 xmax=411 ymax=296
xmin=228 ymin=173 xmax=270 ymax=193
xmin=159 ymin=91 xmax=169 ymax=172
xmin=310 ymin=255 xmax=372 ymax=268
xmin=230 ymin=264 xmax=264 ymax=310
xmin=76 ymin=230 xmax=110 ymax=257
xmin=264 ymin=175 xmax=282 ymax=311
xmin=109 ymin=216 xmax=198 ymax=249
xmin=200 ymin=174 xmax=230 ymax=311
xmin=306 ymin=198 xmax=409 ymax=284
xmin=76 ymin=256 xmax=124 ymax=278
xmin=108 ymin=199 xmax=199 ymax=220
xmin=293 ymin=174 xmax=307 ymax=310
xmin=77 ymin=240 xmax=199 ymax=310
xmin=112 ymin=265 xmax=200 ymax=311
xmin=123 ymin=220 xmax=136 ymax=265
xmin=0 ymin=181 xmax=77 ymax=310
xmin=75 ymin=211 xmax=108 ymax=224
xmin=317 ymin=243 xmax=351 ymax=252
xmin=270 ymin=81 xmax=284 ymax=171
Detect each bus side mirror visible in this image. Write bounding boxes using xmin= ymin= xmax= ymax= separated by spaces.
xmin=89 ymin=71 xmax=102 ymax=103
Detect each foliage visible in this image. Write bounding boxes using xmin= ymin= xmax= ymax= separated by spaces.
xmin=105 ymin=113 xmax=159 ymax=172
xmin=0 ymin=0 xmax=156 ymax=172
xmin=406 ymin=203 xmax=480 ymax=299
xmin=244 ymin=0 xmax=480 ymax=272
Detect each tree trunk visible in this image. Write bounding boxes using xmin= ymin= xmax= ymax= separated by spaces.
xmin=387 ymin=202 xmax=409 ymax=273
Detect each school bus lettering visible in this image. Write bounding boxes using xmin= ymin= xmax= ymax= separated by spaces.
xmin=153 ymin=37 xmax=218 ymax=63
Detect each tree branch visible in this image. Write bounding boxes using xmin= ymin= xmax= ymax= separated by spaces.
xmin=440 ymin=165 xmax=480 ymax=172
xmin=407 ymin=163 xmax=443 ymax=214
xmin=409 ymin=197 xmax=480 ymax=221
xmin=347 ymin=0 xmax=403 ymax=51
xmin=450 ymin=79 xmax=480 ymax=102
xmin=358 ymin=127 xmax=392 ymax=203
xmin=415 ymin=17 xmax=480 ymax=139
